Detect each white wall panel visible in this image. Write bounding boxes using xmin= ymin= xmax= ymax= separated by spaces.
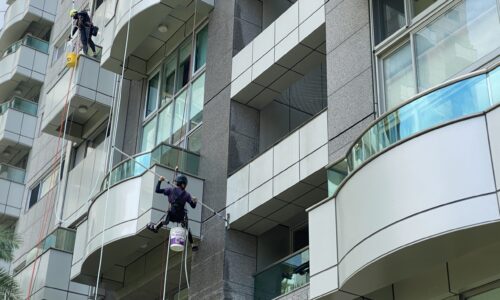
xmin=486 ymin=107 xmax=500 ymax=191
xmin=227 ymin=165 xmax=249 ymax=205
xmin=337 ymin=117 xmax=496 ymax=259
xmin=275 ymin=2 xmax=298 ymax=43
xmin=338 ymin=194 xmax=500 ymax=287
xmin=309 ymin=199 xmax=337 ymax=275
xmin=310 ymin=266 xmax=338 ymax=299
xmin=273 ymin=131 xmax=300 ymax=175
xmin=249 ymin=149 xmax=273 ymax=190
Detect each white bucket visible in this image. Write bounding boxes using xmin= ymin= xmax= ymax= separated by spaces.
xmin=169 ymin=227 xmax=187 ymax=252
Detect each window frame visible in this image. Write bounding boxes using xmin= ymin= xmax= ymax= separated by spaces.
xmin=373 ymin=0 xmax=500 ymax=114
xmin=140 ymin=22 xmax=208 ymax=152
xmin=144 ymin=70 xmax=162 ymax=121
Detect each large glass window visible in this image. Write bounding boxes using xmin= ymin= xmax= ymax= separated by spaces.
xmin=187 ymin=127 xmax=202 ymax=154
xmin=415 ymin=0 xmax=500 ymax=90
xmin=382 ymin=42 xmax=416 ymax=109
xmin=157 ymin=103 xmax=173 ymax=144
xmin=189 ymin=73 xmax=205 ymax=129
xmin=177 ymin=41 xmax=192 ymax=92
xmin=172 ymin=90 xmax=188 ymax=144
xmin=162 ymin=57 xmax=176 ymax=106
xmin=145 ymin=73 xmax=160 ymax=117
xmin=141 ymin=25 xmax=207 ymax=153
xmin=141 ymin=117 xmax=157 ymax=152
xmin=194 ymin=26 xmax=208 ymax=72
xmin=28 ymin=168 xmax=59 ymax=209
xmin=373 ymin=0 xmax=406 ymax=44
xmin=380 ymin=0 xmax=500 ymax=111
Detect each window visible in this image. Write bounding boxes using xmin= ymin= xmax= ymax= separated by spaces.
xmin=373 ymin=0 xmax=405 ymax=44
xmin=187 ymin=127 xmax=202 ymax=154
xmin=52 ymin=41 xmax=66 ymax=66
xmin=140 ymin=25 xmax=207 ymax=153
xmin=373 ymin=0 xmax=444 ymax=44
xmin=176 ymin=41 xmax=192 ymax=92
xmin=189 ymin=73 xmax=205 ymax=129
xmin=94 ymin=0 xmax=104 ymax=10
xmin=28 ymin=184 xmax=40 ymax=209
xmin=141 ymin=117 xmax=157 ymax=152
xmin=415 ymin=0 xmax=500 ymax=91
xmin=172 ymin=90 xmax=188 ymax=144
xmin=382 ymin=42 xmax=416 ymax=109
xmin=379 ymin=0 xmax=500 ymax=111
xmin=28 ymin=169 xmax=59 ymax=209
xmin=156 ymin=103 xmax=173 ymax=144
xmin=194 ymin=26 xmax=208 ymax=73
xmin=412 ymin=0 xmax=437 ymax=16
xmin=145 ymin=73 xmax=160 ymax=118
xmin=162 ymin=57 xmax=176 ymax=106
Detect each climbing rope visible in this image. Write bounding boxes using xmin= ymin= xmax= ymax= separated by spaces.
xmin=25 ymin=40 xmax=80 ymax=300
xmin=93 ymin=0 xmax=133 ymax=297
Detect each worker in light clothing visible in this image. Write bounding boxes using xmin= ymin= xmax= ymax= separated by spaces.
xmin=69 ymin=9 xmax=97 ymax=57
xmin=147 ymin=175 xmax=199 ymax=251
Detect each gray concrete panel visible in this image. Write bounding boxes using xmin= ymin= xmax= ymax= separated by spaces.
xmin=325 ymin=0 xmax=370 ymax=53
xmin=327 ymin=67 xmax=374 ymax=137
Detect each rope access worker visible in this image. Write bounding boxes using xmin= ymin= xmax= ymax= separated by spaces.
xmin=69 ymin=9 xmax=97 ymax=57
xmin=147 ymin=175 xmax=199 ymax=251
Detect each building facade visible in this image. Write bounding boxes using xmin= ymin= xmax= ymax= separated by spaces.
xmin=0 ymin=0 xmax=498 ymax=299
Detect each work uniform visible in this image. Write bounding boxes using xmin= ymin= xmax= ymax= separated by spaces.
xmin=153 ymin=180 xmax=196 ymax=245
xmin=71 ymin=11 xmax=96 ymax=55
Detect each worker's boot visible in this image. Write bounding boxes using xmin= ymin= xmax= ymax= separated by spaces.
xmin=146 ymin=222 xmax=159 ymax=233
xmin=191 ymin=243 xmax=199 ymax=252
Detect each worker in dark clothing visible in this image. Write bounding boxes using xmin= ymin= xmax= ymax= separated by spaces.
xmin=147 ymin=175 xmax=199 ymax=251
xmin=69 ymin=9 xmax=96 ymax=57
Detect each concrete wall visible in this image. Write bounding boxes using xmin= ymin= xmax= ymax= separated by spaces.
xmin=189 ymin=0 xmax=263 ymax=298
xmin=325 ymin=0 xmax=375 ymax=163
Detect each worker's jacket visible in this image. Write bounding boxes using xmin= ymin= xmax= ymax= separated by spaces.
xmin=155 ymin=181 xmax=196 ymax=221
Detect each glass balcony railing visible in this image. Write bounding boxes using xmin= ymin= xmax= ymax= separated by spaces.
xmin=100 ymin=143 xmax=200 ymax=191
xmin=13 ymin=228 xmax=76 ymax=275
xmin=327 ymin=65 xmax=500 ymax=197
xmin=2 ymin=35 xmax=49 ymax=58
xmin=0 ymin=163 xmax=26 ymax=184
xmin=0 ymin=97 xmax=38 ymax=116
xmin=254 ymin=248 xmax=310 ymax=300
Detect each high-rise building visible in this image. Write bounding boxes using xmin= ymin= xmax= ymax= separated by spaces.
xmin=0 ymin=0 xmax=499 ymax=299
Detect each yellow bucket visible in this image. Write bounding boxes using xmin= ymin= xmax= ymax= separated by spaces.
xmin=66 ymin=52 xmax=78 ymax=68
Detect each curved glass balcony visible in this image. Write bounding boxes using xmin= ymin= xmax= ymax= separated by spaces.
xmin=0 ymin=96 xmax=38 ymax=116
xmin=101 ymin=143 xmax=200 ymax=191
xmin=348 ymin=65 xmax=499 ymax=173
xmin=254 ymin=247 xmax=310 ymax=300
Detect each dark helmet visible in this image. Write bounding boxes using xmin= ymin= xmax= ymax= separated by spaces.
xmin=176 ymin=175 xmax=188 ymax=186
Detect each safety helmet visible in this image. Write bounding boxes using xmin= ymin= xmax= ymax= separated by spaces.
xmin=175 ymin=175 xmax=188 ymax=186
xmin=69 ymin=9 xmax=78 ymax=17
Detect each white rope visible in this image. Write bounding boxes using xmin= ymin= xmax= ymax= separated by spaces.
xmin=112 ymin=146 xmax=228 ymax=223
xmin=93 ymin=0 xmax=133 ymax=297
xmin=163 ymin=237 xmax=172 ymax=300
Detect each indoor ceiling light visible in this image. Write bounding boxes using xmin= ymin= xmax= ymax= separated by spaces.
xmin=157 ymin=24 xmax=168 ymax=33
xmin=78 ymin=105 xmax=88 ymax=114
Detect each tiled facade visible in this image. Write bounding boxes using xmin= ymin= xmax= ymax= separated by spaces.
xmin=0 ymin=0 xmax=498 ymax=299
